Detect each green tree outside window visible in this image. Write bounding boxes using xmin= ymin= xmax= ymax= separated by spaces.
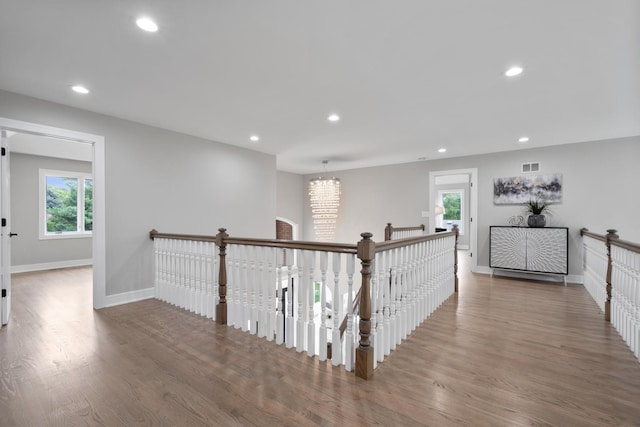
xmin=442 ymin=193 xmax=461 ymax=221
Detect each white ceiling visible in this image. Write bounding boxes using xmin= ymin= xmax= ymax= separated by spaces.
xmin=1 ymin=1 xmax=638 ymax=174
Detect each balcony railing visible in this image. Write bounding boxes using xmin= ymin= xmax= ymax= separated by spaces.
xmin=581 ymin=228 xmax=640 ymax=361
xmin=150 ymin=225 xmax=459 ymax=379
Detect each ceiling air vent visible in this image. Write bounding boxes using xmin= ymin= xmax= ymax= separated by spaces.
xmin=521 ymin=162 xmax=540 ymax=173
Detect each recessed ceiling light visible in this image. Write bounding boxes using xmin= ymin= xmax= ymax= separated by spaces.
xmin=136 ymin=17 xmax=158 ymax=32
xmin=438 ymin=148 xmax=447 ymax=153
xmin=518 ymin=136 xmax=530 ymax=143
xmin=71 ymin=85 xmax=89 ymax=94
xmin=249 ymin=135 xmax=260 ymax=142
xmin=505 ymin=66 xmax=523 ymax=77
xmin=327 ymin=114 xmax=340 ymax=122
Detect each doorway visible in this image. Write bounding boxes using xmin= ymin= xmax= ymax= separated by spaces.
xmin=0 ymin=118 xmax=106 ymax=320
xmin=429 ymin=168 xmax=478 ymax=273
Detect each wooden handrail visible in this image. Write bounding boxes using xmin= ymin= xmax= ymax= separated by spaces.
xmin=580 ymin=227 xmax=606 ymax=242
xmin=610 ymin=238 xmax=640 ymax=254
xmin=150 ymin=229 xmax=357 ymax=254
xmin=376 ymin=230 xmax=458 ymax=252
xmin=581 ymin=227 xmax=640 ymax=252
xmin=150 ymin=229 xmax=217 ymax=242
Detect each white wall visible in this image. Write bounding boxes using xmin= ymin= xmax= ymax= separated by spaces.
xmin=303 ymin=162 xmax=430 ymax=244
xmin=10 ymin=153 xmax=92 ymax=267
xmin=276 ymin=171 xmax=304 ymax=233
xmin=303 ymin=136 xmax=640 ymax=276
xmin=0 ymin=90 xmax=276 ymax=296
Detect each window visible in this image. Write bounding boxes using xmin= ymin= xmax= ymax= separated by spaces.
xmin=39 ymin=169 xmax=92 ymax=239
xmin=438 ymin=189 xmax=465 ymax=235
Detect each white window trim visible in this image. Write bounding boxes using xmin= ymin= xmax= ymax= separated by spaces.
xmin=39 ymin=168 xmax=92 ymax=240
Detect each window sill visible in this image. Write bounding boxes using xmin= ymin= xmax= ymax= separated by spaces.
xmin=39 ymin=233 xmax=93 ymax=240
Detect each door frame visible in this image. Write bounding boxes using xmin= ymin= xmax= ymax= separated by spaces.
xmin=0 ymin=118 xmax=107 ymax=309
xmin=429 ymin=168 xmax=478 ymax=273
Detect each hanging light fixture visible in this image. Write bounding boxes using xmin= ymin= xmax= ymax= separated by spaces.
xmin=309 ymin=161 xmax=341 ymax=242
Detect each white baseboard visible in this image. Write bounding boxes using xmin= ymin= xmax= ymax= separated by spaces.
xmin=474 ymin=266 xmax=493 ymax=275
xmin=102 ymin=287 xmax=155 ymax=308
xmin=12 ymin=258 xmax=93 ymax=274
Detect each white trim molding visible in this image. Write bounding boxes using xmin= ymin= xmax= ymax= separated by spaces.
xmin=102 ymin=287 xmax=155 ymax=308
xmin=12 ymin=258 xmax=93 ymax=274
xmin=0 ymin=117 xmax=106 ymax=308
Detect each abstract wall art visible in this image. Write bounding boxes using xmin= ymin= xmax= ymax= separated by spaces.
xmin=493 ymin=174 xmax=562 ymax=204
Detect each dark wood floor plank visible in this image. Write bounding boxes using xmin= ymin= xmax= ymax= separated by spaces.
xmin=1 ymin=258 xmax=640 ymax=426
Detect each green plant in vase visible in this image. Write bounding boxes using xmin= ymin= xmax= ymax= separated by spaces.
xmin=524 ymin=196 xmax=551 ymax=227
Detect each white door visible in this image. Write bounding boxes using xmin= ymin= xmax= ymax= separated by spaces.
xmin=1 ymin=130 xmax=11 ymax=325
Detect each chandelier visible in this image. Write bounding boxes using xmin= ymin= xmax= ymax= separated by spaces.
xmin=309 ymin=163 xmax=341 ymax=242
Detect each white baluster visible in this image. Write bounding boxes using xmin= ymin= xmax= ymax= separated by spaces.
xmin=266 ymin=247 xmax=276 ymax=342
xmin=161 ymin=239 xmax=167 ymax=300
xmin=184 ymin=240 xmax=190 ymax=311
xmin=632 ymin=253 xmax=640 ymax=359
xmin=285 ymin=249 xmax=295 ymax=349
xmin=255 ymin=246 xmax=264 ymax=338
xmin=331 ymin=252 xmax=343 ymax=366
xmin=344 ymin=253 xmax=355 ymax=371
xmin=153 ymin=238 xmax=159 ymax=298
xmin=370 ymin=256 xmax=378 ymax=369
xmin=407 ymin=244 xmax=417 ymax=332
xmin=307 ymin=250 xmax=317 ymax=357
xmin=168 ymin=239 xmax=175 ymax=305
xmin=177 ymin=239 xmax=184 ymax=308
xmin=206 ymin=241 xmax=214 ymax=319
xmin=189 ymin=240 xmax=196 ymax=313
xmin=276 ymin=249 xmax=285 ymax=345
xmin=319 ymin=252 xmax=328 ymax=361
xmin=249 ymin=245 xmax=258 ymax=335
xmin=398 ymin=246 xmax=406 ymax=344
xmin=195 ymin=241 xmax=203 ymax=315
xmin=296 ymin=249 xmax=305 ymax=353
xmin=376 ymin=252 xmax=386 ymax=363
xmin=382 ymin=250 xmax=391 ymax=357
xmin=240 ymin=245 xmax=250 ymax=331
xmin=389 ymin=247 xmax=398 ymax=351
xmin=227 ymin=246 xmax=237 ymax=327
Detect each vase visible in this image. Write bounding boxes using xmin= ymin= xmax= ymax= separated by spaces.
xmin=527 ymin=214 xmax=546 ymax=227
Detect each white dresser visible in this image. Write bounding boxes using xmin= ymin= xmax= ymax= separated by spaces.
xmin=490 ymin=226 xmax=568 ymax=275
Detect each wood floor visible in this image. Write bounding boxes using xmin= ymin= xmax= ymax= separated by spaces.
xmin=1 ymin=258 xmax=640 ymax=426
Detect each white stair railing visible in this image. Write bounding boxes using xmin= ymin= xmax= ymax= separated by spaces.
xmin=611 ymin=243 xmax=640 ymax=359
xmin=581 ymin=228 xmax=640 ymax=362
xmin=371 ymin=233 xmax=457 ymax=366
xmin=582 ymin=233 xmax=608 ymax=313
xmin=384 ymin=223 xmax=426 ymax=241
xmin=150 ymin=226 xmax=460 ymax=379
xmin=152 ymin=236 xmax=217 ymax=320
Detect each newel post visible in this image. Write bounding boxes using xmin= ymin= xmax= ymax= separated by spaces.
xmin=356 ymin=232 xmax=375 ymax=379
xmin=604 ymin=229 xmax=619 ymax=322
xmin=384 ymin=223 xmax=392 ymax=241
xmin=149 ymin=229 xmax=158 ymax=240
xmin=215 ymin=228 xmax=229 ymax=325
xmin=452 ymin=224 xmax=459 ymax=293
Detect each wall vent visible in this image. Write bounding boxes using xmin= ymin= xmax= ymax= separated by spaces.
xmin=521 ymin=162 xmax=540 ymax=173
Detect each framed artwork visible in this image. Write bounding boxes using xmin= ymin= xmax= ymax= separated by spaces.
xmin=493 ymin=174 xmax=562 ymax=204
